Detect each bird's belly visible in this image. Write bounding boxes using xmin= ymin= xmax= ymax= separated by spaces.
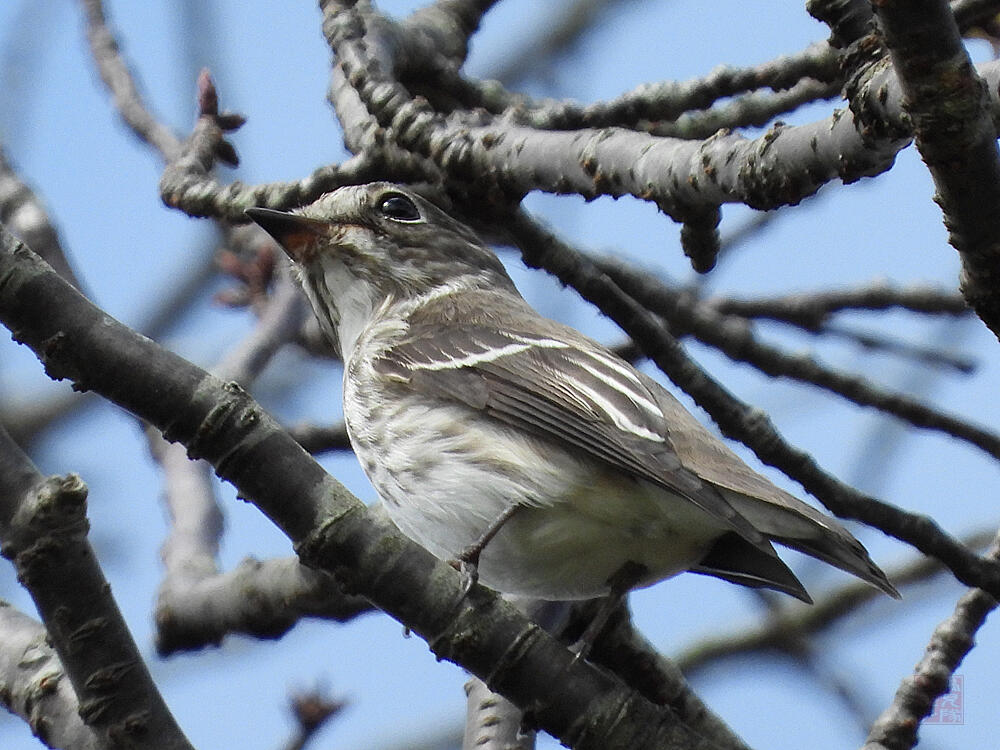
xmin=474 ymin=476 xmax=725 ymax=599
xmin=348 ymin=399 xmax=725 ymax=600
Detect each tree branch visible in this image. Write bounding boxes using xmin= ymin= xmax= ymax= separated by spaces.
xmin=0 ymin=423 xmax=193 ymax=749
xmin=0 ymin=601 xmax=102 ymax=750
xmin=711 ymin=283 xmax=968 ymax=328
xmin=863 ymin=531 xmax=1000 ymax=750
xmin=79 ymin=0 xmax=182 ymax=161
xmin=874 ymin=0 xmax=1000 ymax=338
xmin=321 ymin=0 xmax=911 ymax=219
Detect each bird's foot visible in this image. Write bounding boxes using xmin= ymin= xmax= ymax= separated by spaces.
xmin=448 ymin=550 xmax=481 ymax=598
xmin=569 ymin=602 xmax=613 ymax=662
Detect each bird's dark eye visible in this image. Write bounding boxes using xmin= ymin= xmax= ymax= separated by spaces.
xmin=377 ymin=193 xmax=421 ymax=222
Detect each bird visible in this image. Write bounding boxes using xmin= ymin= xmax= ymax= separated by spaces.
xmin=246 ymin=182 xmax=899 ymax=607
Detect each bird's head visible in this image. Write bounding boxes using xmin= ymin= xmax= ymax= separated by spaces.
xmin=247 ymin=182 xmax=514 ymax=355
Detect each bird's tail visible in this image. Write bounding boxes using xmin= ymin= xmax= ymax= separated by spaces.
xmin=721 ymin=489 xmax=901 ymax=599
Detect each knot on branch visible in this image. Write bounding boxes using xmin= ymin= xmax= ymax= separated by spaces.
xmin=1 ymin=474 xmax=90 ymax=574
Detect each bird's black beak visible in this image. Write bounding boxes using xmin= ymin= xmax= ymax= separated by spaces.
xmin=245 ymin=207 xmax=329 ymax=263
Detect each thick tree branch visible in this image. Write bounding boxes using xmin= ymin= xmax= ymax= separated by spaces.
xmin=874 ymin=0 xmax=1000 ymax=338
xmin=331 ymin=25 xmax=900 ymax=215
xmin=321 ymin=0 xmax=907 ymax=218
xmin=156 ymin=552 xmax=372 ymax=654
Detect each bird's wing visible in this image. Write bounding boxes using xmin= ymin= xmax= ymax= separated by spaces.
xmin=374 ymin=322 xmax=899 ymax=599
xmin=374 ymin=323 xmax=763 ymax=539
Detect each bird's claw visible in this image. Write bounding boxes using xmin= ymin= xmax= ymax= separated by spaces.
xmin=449 ymin=556 xmax=480 ymax=598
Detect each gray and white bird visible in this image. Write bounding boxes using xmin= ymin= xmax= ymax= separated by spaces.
xmin=247 ymin=183 xmax=898 ymax=604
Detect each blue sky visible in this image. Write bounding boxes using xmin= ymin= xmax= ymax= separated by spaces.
xmin=0 ymin=1 xmax=997 ymax=748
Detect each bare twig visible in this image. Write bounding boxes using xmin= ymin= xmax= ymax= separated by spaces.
xmin=711 ymin=283 xmax=968 ymax=328
xmin=863 ymin=531 xmax=1000 ymax=750
xmin=280 ymin=688 xmax=347 ymax=750
xmin=818 ymin=323 xmax=975 ymax=373
xmin=159 ymin=74 xmax=423 ymax=220
xmin=80 ymin=0 xmax=182 ymax=161
xmin=516 ymin=42 xmax=839 ymax=132
xmin=646 ymin=79 xmax=838 ymax=140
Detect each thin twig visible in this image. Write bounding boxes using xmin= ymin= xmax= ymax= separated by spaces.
xmin=711 ymin=284 xmax=968 ymax=328
xmin=819 ymin=323 xmax=975 ymax=373
xmin=863 ymin=530 xmax=1000 ymax=750
xmin=80 ymin=0 xmax=182 ymax=161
